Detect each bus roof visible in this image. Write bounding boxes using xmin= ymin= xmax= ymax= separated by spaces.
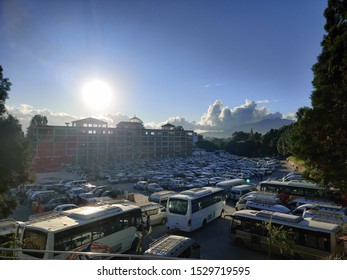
xmin=144 ymin=234 xmax=196 ymax=257
xmin=149 ymin=190 xmax=177 ymax=198
xmin=232 ymin=210 xmax=341 ymax=232
xmin=172 ymin=187 xmax=223 ymax=200
xmin=260 ymin=180 xmax=325 ymax=190
xmin=25 ymin=204 xmax=141 ymax=233
xmin=216 ymin=179 xmax=245 ymax=186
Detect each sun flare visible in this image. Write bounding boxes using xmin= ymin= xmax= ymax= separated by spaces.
xmin=82 ymin=79 xmax=113 ymax=110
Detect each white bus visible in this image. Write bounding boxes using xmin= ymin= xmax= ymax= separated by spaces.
xmin=18 ymin=204 xmax=143 ymax=259
xmin=167 ymin=187 xmax=225 ymax=232
xmin=229 ymin=209 xmax=345 ymax=259
xmin=215 ymin=179 xmax=247 ymax=200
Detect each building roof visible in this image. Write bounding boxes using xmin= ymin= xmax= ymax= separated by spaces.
xmin=161 ymin=123 xmax=176 ymax=130
xmin=71 ymin=117 xmax=108 ymax=127
xmin=130 ymin=116 xmax=144 ymax=124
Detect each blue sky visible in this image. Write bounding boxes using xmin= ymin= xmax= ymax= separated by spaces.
xmin=1 ymin=0 xmax=327 ymax=132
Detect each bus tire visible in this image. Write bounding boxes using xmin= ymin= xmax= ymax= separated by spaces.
xmin=131 ymin=237 xmax=139 ymax=251
xmin=202 ymin=219 xmax=207 ymax=228
xmin=220 ymin=209 xmax=224 ymax=217
xmin=235 ymin=238 xmax=245 ymax=247
xmin=160 ymin=217 xmax=167 ymax=225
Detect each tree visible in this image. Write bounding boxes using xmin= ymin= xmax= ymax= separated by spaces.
xmin=261 ymin=216 xmax=295 ymax=259
xmin=0 ymin=66 xmax=32 ymax=218
xmin=27 ymin=114 xmax=48 ymax=141
xmin=276 ymin=124 xmax=296 ymax=157
xmin=292 ymin=0 xmax=347 ymax=190
xmin=0 ymin=66 xmax=11 ymax=116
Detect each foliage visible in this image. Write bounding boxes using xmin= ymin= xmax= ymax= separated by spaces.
xmin=261 ymin=217 xmax=295 ymax=259
xmin=0 ymin=65 xmax=32 ymax=218
xmin=0 ymin=233 xmax=23 ymax=259
xmin=195 ymin=139 xmax=220 ymax=152
xmin=27 ymin=114 xmax=48 ymax=140
xmin=291 ymin=0 xmax=347 ymax=190
xmin=196 ymin=126 xmax=292 ymax=158
xmin=0 ymin=66 xmax=11 ymax=116
xmin=276 ymin=124 xmax=295 ymax=157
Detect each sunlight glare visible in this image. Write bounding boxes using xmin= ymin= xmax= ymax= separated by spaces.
xmin=82 ymin=79 xmax=113 ymax=110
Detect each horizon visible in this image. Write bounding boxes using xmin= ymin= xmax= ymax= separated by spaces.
xmin=1 ymin=0 xmax=327 ymax=134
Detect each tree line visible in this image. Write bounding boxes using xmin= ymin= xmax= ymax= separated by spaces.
xmin=195 ymin=125 xmax=294 ymax=158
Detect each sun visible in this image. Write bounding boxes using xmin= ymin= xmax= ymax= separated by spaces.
xmin=82 ymin=79 xmax=113 ymax=110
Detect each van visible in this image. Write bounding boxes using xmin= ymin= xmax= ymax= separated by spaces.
xmin=229 ymin=184 xmax=256 ymax=201
xmin=215 ymin=179 xmax=247 ymax=199
xmin=286 ymin=197 xmax=336 ymax=211
xmin=64 ymin=180 xmax=87 ymax=190
xmin=245 ymin=200 xmax=291 ymax=214
xmin=292 ymin=203 xmax=346 ymax=216
xmin=139 ymin=203 xmax=167 ymax=226
xmin=148 ymin=190 xmax=177 ymax=206
xmin=235 ymin=193 xmax=281 ymax=211
xmin=144 ymin=234 xmax=201 ymax=259
xmin=30 ymin=190 xmax=57 ymax=203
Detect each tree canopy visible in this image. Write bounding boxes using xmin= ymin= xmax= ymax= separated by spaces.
xmin=291 ymin=0 xmax=347 ymax=190
xmin=0 ymin=66 xmax=32 ymax=218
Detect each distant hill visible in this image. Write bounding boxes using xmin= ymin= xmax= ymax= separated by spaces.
xmin=201 ymin=118 xmax=295 ymax=138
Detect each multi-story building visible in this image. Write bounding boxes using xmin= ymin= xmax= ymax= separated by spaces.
xmin=29 ymin=116 xmax=195 ymax=171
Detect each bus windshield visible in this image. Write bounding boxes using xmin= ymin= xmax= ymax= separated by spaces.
xmin=168 ymin=198 xmax=188 ymax=215
xmin=22 ymin=229 xmax=47 ymax=259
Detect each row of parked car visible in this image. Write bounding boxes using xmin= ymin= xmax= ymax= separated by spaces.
xmin=16 ymin=180 xmax=130 ymax=214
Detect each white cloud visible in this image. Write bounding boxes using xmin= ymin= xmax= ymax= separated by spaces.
xmin=255 ymin=99 xmax=270 ymax=104
xmin=283 ymin=112 xmax=297 ymax=121
xmin=198 ymin=99 xmax=282 ymax=130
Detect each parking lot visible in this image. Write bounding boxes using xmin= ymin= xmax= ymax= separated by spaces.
xmin=9 ymin=155 xmax=295 ymax=259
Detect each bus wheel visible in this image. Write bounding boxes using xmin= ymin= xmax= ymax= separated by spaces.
xmin=220 ymin=209 xmax=224 ymax=217
xmin=160 ymin=217 xmax=167 ymax=225
xmin=131 ymin=238 xmax=139 ymax=251
xmin=235 ymin=238 xmax=245 ymax=247
xmin=202 ymin=219 xmax=207 ymax=228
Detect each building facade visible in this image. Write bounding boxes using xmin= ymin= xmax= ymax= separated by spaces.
xmin=30 ymin=117 xmax=195 ymax=171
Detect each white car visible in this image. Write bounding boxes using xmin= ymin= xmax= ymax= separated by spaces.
xmin=53 ymin=204 xmax=78 ymax=213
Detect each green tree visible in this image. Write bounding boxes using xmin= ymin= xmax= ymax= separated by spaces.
xmin=261 ymin=216 xmax=295 ymax=259
xmin=0 ymin=66 xmax=11 ymax=116
xmin=0 ymin=66 xmax=32 ymax=218
xmin=26 ymin=114 xmax=48 ymax=141
xmin=292 ymin=0 xmax=347 ymax=190
xmin=276 ymin=124 xmax=295 ymax=157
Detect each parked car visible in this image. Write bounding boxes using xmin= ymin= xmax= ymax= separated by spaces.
xmin=42 ymin=196 xmax=69 ymax=211
xmin=53 ymin=204 xmax=78 ymax=213
xmin=147 ymin=183 xmax=164 ymax=193
xmin=77 ymin=193 xmax=98 ymax=205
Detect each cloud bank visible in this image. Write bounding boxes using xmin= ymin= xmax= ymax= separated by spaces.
xmin=7 ymin=99 xmax=295 ymax=134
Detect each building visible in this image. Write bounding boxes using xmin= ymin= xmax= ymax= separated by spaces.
xmin=29 ymin=117 xmax=196 ymax=171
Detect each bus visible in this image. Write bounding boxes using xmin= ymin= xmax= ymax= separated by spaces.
xmin=229 ymin=209 xmax=345 ymax=259
xmin=144 ymin=234 xmax=201 ymax=259
xmin=148 ymin=190 xmax=177 ymax=206
xmin=215 ymin=179 xmax=247 ymax=199
xmin=258 ymin=180 xmax=326 ymax=203
xmin=166 ymin=187 xmax=225 ymax=232
xmin=18 ymin=203 xmax=143 ymax=259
